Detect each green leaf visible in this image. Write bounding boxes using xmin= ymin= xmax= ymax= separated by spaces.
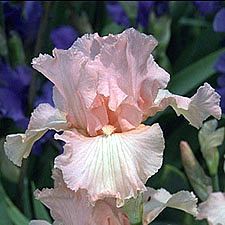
xmin=101 ymin=23 xmax=124 ymax=36
xmin=22 ymin=178 xmax=32 ymax=219
xmin=119 ymin=1 xmax=137 ymax=20
xmin=0 ymin=138 xmax=20 ymax=183
xmin=0 ymin=200 xmax=12 ymax=225
xmin=0 ymin=26 xmax=8 ymax=57
xmin=32 ymin=182 xmax=52 ymax=222
xmin=178 ymin=18 xmax=210 ymax=28
xmin=0 ymin=183 xmax=29 ymax=225
xmin=8 ymin=31 xmax=25 ymax=67
xmin=148 ymin=164 xmax=189 ymax=193
xmin=168 ymin=48 xmax=225 ymax=95
xmin=150 ymin=14 xmax=172 ymax=71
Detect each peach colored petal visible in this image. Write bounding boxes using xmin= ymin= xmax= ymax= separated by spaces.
xmin=197 ymin=192 xmax=225 ymax=225
xmin=4 ymin=104 xmax=68 ymax=166
xmin=151 ymin=83 xmax=221 ymax=128
xmin=35 ymin=169 xmax=130 ymax=225
xmin=54 ymin=124 xmax=164 ymax=204
xmin=32 ymin=28 xmax=170 ymax=134
xmin=143 ymin=188 xmax=198 ymax=225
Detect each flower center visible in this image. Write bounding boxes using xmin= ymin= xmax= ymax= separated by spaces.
xmin=102 ymin=125 xmax=116 ymax=136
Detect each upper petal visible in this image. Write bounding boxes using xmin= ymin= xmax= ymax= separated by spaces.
xmin=143 ymin=188 xmax=198 ymax=225
xmin=32 ymin=28 xmax=170 ymax=134
xmin=197 ymin=192 xmax=225 ymax=225
xmin=4 ymin=103 xmax=68 ymax=166
xmin=151 ymin=83 xmax=221 ymax=128
xmin=54 ymin=124 xmax=165 ymax=204
xmin=35 ymin=169 xmax=130 ymax=225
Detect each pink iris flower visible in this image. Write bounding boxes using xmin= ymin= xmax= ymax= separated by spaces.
xmin=4 ymin=28 xmax=221 ymax=206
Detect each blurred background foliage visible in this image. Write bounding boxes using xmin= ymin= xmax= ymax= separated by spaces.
xmin=0 ymin=1 xmax=225 ymax=225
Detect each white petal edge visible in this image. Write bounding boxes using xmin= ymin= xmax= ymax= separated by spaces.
xmin=154 ymin=83 xmax=221 ymax=129
xmin=4 ymin=103 xmax=68 ymax=166
xmin=35 ymin=169 xmax=130 ymax=225
xmin=54 ymin=124 xmax=165 ymax=205
xmin=143 ymin=188 xmax=198 ymax=225
xmin=197 ymin=192 xmax=225 ymax=225
xmin=29 ymin=220 xmax=52 ymax=225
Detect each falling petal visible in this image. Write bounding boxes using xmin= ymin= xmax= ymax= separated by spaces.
xmin=197 ymin=192 xmax=225 ymax=225
xmin=55 ymin=124 xmax=165 ymax=203
xmin=4 ymin=104 xmax=68 ymax=166
xmin=151 ymin=83 xmax=221 ymax=128
xmin=143 ymin=188 xmax=198 ymax=225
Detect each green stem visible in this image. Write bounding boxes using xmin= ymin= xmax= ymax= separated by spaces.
xmin=212 ymin=174 xmax=220 ymax=192
xmin=28 ymin=1 xmax=52 ymax=112
xmin=17 ymin=2 xmax=52 ymax=209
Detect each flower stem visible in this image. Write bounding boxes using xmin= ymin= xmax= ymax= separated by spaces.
xmin=18 ymin=1 xmax=52 ymax=209
xmin=212 ymin=174 xmax=220 ymax=192
xmin=28 ymin=1 xmax=52 ymax=112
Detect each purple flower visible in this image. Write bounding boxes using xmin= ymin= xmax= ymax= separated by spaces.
xmin=23 ymin=1 xmax=43 ymax=44
xmin=2 ymin=1 xmax=42 ymax=44
xmin=137 ymin=1 xmax=154 ymax=27
xmin=193 ymin=1 xmax=220 ymax=15
xmin=50 ymin=26 xmax=79 ymax=50
xmin=216 ymin=74 xmax=225 ymax=112
xmin=33 ymin=81 xmax=58 ymax=155
xmin=106 ymin=1 xmax=130 ymax=27
xmin=3 ymin=2 xmax=24 ymax=36
xmin=213 ymin=8 xmax=225 ymax=32
xmin=154 ymin=1 xmax=169 ymax=17
xmin=35 ymin=81 xmax=54 ymax=107
xmin=215 ymin=53 xmax=225 ymax=73
xmin=0 ymin=62 xmax=32 ymax=124
xmin=213 ymin=7 xmax=225 ymax=113
xmin=107 ymin=1 xmax=168 ymax=29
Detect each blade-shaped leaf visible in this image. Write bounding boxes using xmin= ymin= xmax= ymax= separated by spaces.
xmin=169 ymin=48 xmax=225 ymax=95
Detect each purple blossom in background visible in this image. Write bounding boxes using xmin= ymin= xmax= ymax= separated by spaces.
xmin=106 ymin=1 xmax=168 ymax=29
xmin=0 ymin=62 xmax=57 ymax=155
xmin=106 ymin=1 xmax=130 ymax=27
xmin=136 ymin=1 xmax=169 ymax=27
xmin=216 ymin=75 xmax=225 ymax=113
xmin=213 ymin=8 xmax=225 ymax=113
xmin=215 ymin=53 xmax=225 ymax=74
xmin=34 ymin=81 xmax=54 ymax=107
xmin=0 ymin=62 xmax=31 ymax=127
xmin=136 ymin=1 xmax=154 ymax=27
xmin=213 ymin=8 xmax=225 ymax=32
xmin=32 ymin=81 xmax=56 ymax=155
xmin=50 ymin=26 xmax=79 ymax=50
xmin=154 ymin=1 xmax=169 ymax=17
xmin=193 ymin=1 xmax=220 ymax=16
xmin=23 ymin=1 xmax=43 ymax=45
xmin=2 ymin=1 xmax=42 ymax=44
xmin=2 ymin=2 xmax=24 ymax=36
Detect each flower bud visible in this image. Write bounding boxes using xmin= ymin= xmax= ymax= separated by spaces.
xmin=180 ymin=141 xmax=212 ymax=201
xmin=198 ymin=119 xmax=224 ymax=176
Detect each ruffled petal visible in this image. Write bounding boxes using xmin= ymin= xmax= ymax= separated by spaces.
xmin=4 ymin=103 xmax=68 ymax=166
xmin=54 ymin=124 xmax=164 ymax=204
xmin=32 ymin=28 xmax=170 ymax=134
xmin=35 ymin=169 xmax=130 ymax=225
xmin=197 ymin=192 xmax=225 ymax=225
xmin=152 ymin=83 xmax=221 ymax=128
xmin=143 ymin=188 xmax=198 ymax=225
